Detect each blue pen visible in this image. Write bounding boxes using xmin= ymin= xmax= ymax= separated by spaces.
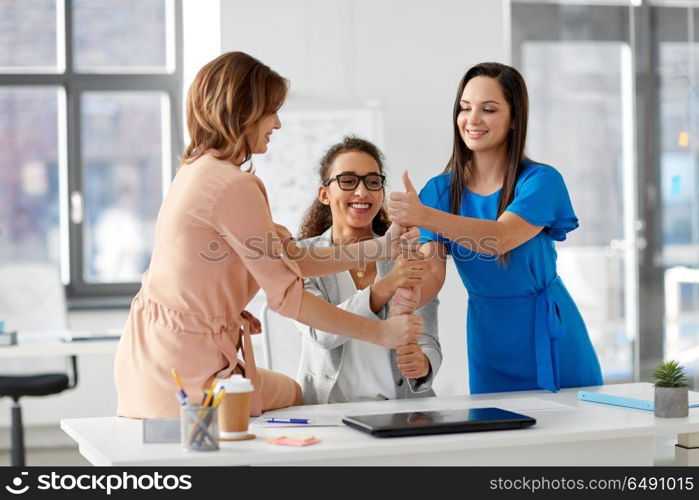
xmin=265 ymin=418 xmax=309 ymax=424
xmin=175 ymin=391 xmax=192 ymax=407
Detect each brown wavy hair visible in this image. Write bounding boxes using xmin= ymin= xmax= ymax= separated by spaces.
xmin=298 ymin=136 xmax=391 ymax=239
xmin=181 ymin=51 xmax=288 ymax=166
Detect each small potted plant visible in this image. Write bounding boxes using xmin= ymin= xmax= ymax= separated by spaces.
xmin=653 ymin=360 xmax=689 ymax=418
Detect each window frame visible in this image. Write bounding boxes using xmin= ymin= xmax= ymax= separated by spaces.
xmin=0 ymin=0 xmax=184 ymax=307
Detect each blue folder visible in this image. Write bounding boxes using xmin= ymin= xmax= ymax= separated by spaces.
xmin=578 ymin=390 xmax=699 ymax=411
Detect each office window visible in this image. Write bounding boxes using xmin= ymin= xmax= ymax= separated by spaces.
xmin=0 ymin=0 xmax=183 ymax=303
xmin=81 ymin=91 xmax=167 ymax=284
xmin=0 ymin=0 xmax=58 ymax=70
xmin=0 ymin=87 xmax=61 ymax=263
xmin=73 ymin=0 xmax=169 ymax=72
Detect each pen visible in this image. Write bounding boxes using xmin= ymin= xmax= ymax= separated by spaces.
xmin=192 ymin=379 xmax=220 ymax=445
xmin=171 ymin=369 xmax=190 ymax=404
xmin=200 ymin=390 xmax=211 ymax=406
xmin=175 ymin=391 xmax=191 ymax=407
xmin=265 ymin=418 xmax=309 ymax=424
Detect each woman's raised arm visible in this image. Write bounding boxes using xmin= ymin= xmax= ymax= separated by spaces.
xmin=282 ymin=222 xmax=420 ymax=278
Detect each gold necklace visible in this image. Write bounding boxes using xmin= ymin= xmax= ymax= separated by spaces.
xmin=353 ymin=263 xmax=372 ymax=289
xmin=333 ymin=231 xmax=372 ymax=286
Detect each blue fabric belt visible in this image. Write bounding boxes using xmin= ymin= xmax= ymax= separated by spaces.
xmin=468 ymin=275 xmax=565 ymax=393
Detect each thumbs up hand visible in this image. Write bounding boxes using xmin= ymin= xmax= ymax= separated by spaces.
xmin=402 ymin=170 xmax=417 ymax=194
xmin=389 ymin=171 xmax=426 ymax=229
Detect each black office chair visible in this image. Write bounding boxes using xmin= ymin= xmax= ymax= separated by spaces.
xmin=0 ymin=356 xmax=77 ymax=466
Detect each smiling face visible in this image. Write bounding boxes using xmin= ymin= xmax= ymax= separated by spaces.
xmin=318 ymin=151 xmax=384 ymax=233
xmin=250 ymin=111 xmax=281 ymax=154
xmin=456 ymin=76 xmax=513 ymax=154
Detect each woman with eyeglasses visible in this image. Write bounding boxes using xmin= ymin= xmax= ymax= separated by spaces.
xmin=114 ymin=53 xmax=424 ymax=419
xmin=293 ymin=136 xmax=441 ymax=404
xmin=389 ymin=62 xmax=602 ymax=395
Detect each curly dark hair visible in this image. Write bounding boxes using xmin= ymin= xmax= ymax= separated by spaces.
xmin=298 ymin=136 xmax=391 ymax=239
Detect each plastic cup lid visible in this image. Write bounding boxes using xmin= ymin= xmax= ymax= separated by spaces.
xmin=216 ymin=374 xmax=254 ymax=393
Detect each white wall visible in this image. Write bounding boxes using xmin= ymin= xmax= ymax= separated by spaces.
xmin=183 ymin=0 xmax=222 ymax=144
xmin=221 ymin=0 xmax=508 ymax=396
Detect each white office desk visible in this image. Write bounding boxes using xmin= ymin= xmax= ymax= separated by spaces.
xmin=61 ymin=383 xmax=699 ymax=466
xmin=0 ymin=332 xmax=119 ymax=359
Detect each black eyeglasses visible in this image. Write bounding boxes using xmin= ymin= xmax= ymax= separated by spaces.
xmin=323 ymin=173 xmax=386 ymax=191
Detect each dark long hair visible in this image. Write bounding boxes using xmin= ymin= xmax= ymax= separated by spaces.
xmin=298 ymin=136 xmax=391 ymax=239
xmin=444 ymin=62 xmax=529 ymax=221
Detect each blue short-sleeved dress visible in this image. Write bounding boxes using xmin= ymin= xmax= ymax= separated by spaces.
xmin=419 ymin=161 xmax=603 ymax=394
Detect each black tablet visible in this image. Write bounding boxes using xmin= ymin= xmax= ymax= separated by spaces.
xmin=342 ymin=407 xmax=536 ymax=438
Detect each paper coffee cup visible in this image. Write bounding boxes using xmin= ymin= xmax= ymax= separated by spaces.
xmin=216 ymin=375 xmax=254 ymax=439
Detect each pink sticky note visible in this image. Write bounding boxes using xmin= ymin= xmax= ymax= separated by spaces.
xmin=267 ymin=436 xmax=321 ymax=447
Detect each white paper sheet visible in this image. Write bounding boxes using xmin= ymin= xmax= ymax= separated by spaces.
xmin=252 ymin=396 xmax=573 ymax=428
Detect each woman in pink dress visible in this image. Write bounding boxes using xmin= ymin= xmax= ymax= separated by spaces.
xmin=114 ymin=51 xmax=423 ymax=418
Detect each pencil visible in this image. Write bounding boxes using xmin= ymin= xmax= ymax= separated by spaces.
xmin=212 ymin=390 xmax=226 ymax=407
xmin=171 ymin=369 xmax=186 ymax=392
xmin=202 ymin=378 xmax=218 ymax=407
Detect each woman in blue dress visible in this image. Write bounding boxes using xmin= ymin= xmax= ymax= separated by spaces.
xmin=389 ymin=62 xmax=603 ymax=394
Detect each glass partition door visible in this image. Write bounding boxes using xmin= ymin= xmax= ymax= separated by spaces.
xmin=513 ymin=1 xmax=699 ymax=388
xmin=512 ymin=3 xmax=637 ymax=382
xmin=656 ymin=5 xmax=699 ymax=388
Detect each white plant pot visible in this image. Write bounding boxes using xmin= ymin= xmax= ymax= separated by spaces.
xmin=654 ymin=387 xmax=689 ymax=418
